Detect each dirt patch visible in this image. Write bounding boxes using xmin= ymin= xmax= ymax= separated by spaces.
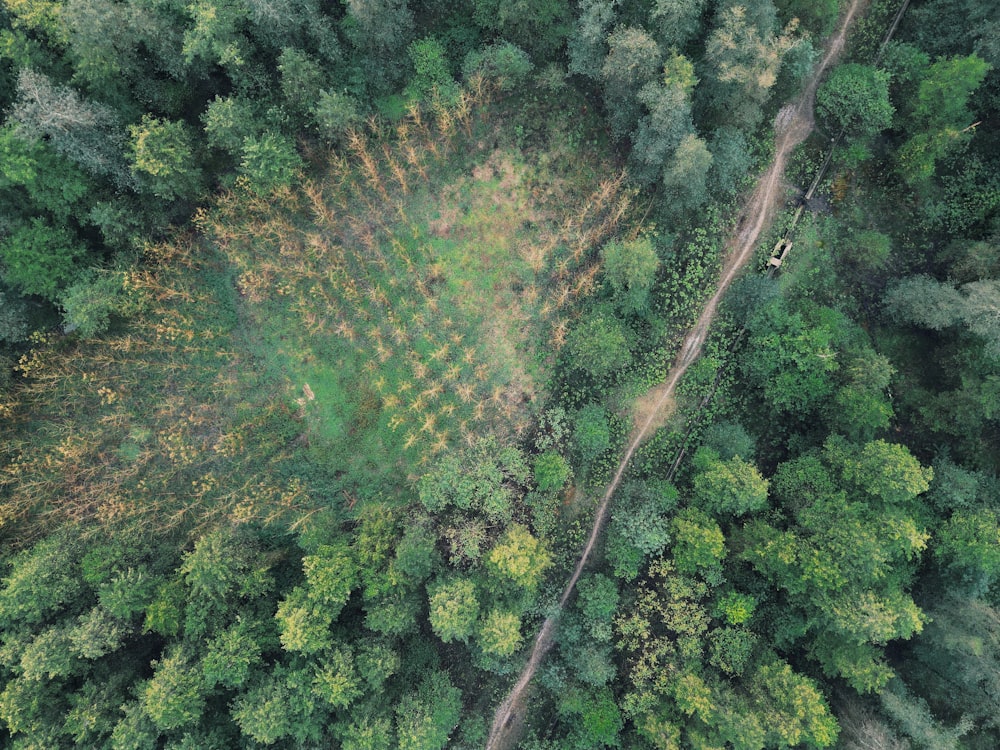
xmin=630 ymin=382 xmax=677 ymax=439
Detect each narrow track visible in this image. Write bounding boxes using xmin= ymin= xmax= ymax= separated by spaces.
xmin=484 ymin=2 xmax=868 ymax=746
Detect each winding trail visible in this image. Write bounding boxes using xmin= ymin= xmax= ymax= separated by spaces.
xmin=484 ymin=2 xmax=867 ymax=746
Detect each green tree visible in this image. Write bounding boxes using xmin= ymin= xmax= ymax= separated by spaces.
xmin=0 ymin=125 xmax=90 ymax=219
xmin=601 ymin=236 xmax=661 ymax=315
xmin=395 ymin=671 xmax=462 ymax=750
xmin=816 ymin=63 xmax=894 ymax=137
xmin=462 ymin=41 xmax=534 ymax=91
xmin=650 ymin=0 xmax=707 ymax=48
xmin=486 ymin=524 xmax=552 ymax=593
xmin=201 ymin=618 xmax=263 ymax=688
xmin=60 ymin=269 xmax=143 ymax=336
xmin=572 ymin=404 xmax=612 ymax=464
xmin=629 ymin=54 xmax=697 ymax=185
xmin=0 ymin=217 xmax=88 ymax=301
xmin=128 ymin=115 xmax=202 ymax=200
xmin=314 ymin=90 xmax=362 ymax=143
xmin=141 ymin=648 xmax=205 ymax=732
xmin=671 ymin=507 xmax=726 ymax=582
xmin=427 ymin=576 xmax=479 ymax=643
xmin=564 ymin=312 xmax=632 ymax=381
xmin=702 ymin=5 xmax=799 ymax=129
xmin=600 ymin=26 xmax=662 ymax=138
xmin=534 ymin=450 xmax=572 ymax=493
xmin=417 ymin=436 xmax=529 ymax=521
xmin=690 ymin=446 xmax=770 ymax=517
xmin=896 ymin=54 xmax=991 ymax=186
xmin=568 ymin=0 xmax=616 ymax=79
xmin=478 ymin=609 xmax=523 ymax=657
xmin=10 ymin=68 xmax=132 ymax=185
xmin=313 ymin=647 xmax=363 ymax=709
xmin=470 ymin=0 xmax=570 ymax=57
xmin=662 ymin=133 xmax=713 ymax=216
xmin=750 ymin=659 xmax=840 ymax=747
xmin=406 ymin=37 xmax=459 ymax=104
xmin=240 ymin=133 xmax=303 ymax=196
xmin=743 ymin=300 xmax=841 ymax=417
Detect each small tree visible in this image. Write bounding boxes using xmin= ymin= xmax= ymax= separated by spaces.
xmin=478 ymin=609 xmax=523 ymax=657
xmin=1 ymin=217 xmax=87 ymax=301
xmin=486 ymin=524 xmax=552 ymax=593
xmin=601 ymin=236 xmax=661 ymax=315
xmin=128 ymin=114 xmax=202 ymax=199
xmin=564 ymin=312 xmax=632 ymax=381
xmin=816 ymin=64 xmax=894 ymax=138
xmin=240 ymin=133 xmax=303 ymax=196
xmin=427 ymin=576 xmax=479 ymax=643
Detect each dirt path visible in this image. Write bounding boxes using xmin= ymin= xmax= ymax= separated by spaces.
xmin=484 ymin=2 xmax=866 ymax=747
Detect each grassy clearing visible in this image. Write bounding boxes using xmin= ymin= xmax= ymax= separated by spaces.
xmin=207 ymin=87 xmax=630 ymax=488
xmin=0 ymin=84 xmax=627 ymax=536
xmin=0 ymin=237 xmax=314 ymax=539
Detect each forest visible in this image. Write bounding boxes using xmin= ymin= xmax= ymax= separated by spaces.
xmin=0 ymin=0 xmax=997 ymax=747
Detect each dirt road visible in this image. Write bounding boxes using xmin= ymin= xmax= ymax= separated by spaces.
xmin=484 ymin=2 xmax=867 ymax=746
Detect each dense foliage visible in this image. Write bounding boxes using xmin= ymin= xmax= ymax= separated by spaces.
xmin=0 ymin=0 xmax=997 ymax=747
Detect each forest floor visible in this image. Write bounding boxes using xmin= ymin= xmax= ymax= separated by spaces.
xmin=484 ymin=0 xmax=868 ymax=746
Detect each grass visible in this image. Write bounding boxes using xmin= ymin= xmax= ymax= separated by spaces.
xmin=0 ymin=81 xmax=628 ymax=536
xmin=207 ymin=86 xmax=630 ymax=489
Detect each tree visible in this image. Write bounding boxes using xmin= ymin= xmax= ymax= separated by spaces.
xmin=534 ymin=451 xmax=572 ymax=493
xmin=478 ymin=609 xmax=523 ymax=657
xmin=10 ymin=68 xmax=132 ymax=186
xmin=202 ymin=618 xmax=263 ymax=689
xmin=576 ymin=573 xmax=618 ymax=642
xmin=742 ymin=300 xmax=841 ymax=417
xmin=571 ymin=403 xmax=612 ymax=465
xmin=896 ymin=54 xmax=991 ymax=186
xmin=0 ymin=533 xmax=81 ymax=628
xmin=690 ymin=446 xmax=769 ymax=517
xmin=650 ymin=0 xmax=707 ymax=48
xmin=417 ymin=436 xmax=529 ymax=522
xmin=749 ymin=659 xmax=839 ymax=747
xmin=240 ymin=133 xmax=302 ymax=196
xmin=277 ymin=543 xmax=357 ymax=654
xmin=662 ymin=133 xmax=713 ymax=216
xmin=128 ymin=115 xmax=202 ymax=200
xmin=0 ymin=124 xmax=91 ymax=219
xmin=486 ymin=524 xmax=552 ymax=593
xmin=568 ymin=0 xmax=616 ymax=79
xmin=201 ymin=95 xmax=265 ymax=155
xmin=0 ymin=217 xmax=88 ymax=301
xmin=470 ymin=0 xmax=570 ymax=57
xmin=427 ymin=576 xmax=479 ymax=643
xmin=745 ymin=444 xmax=931 ymax=692
xmin=60 ymin=269 xmax=143 ymax=336
xmin=564 ymin=312 xmax=632 ymax=381
xmin=606 ymin=480 xmax=677 ymax=580
xmin=708 ymin=126 xmax=753 ymax=197
xmin=344 ymin=0 xmax=414 ymax=89
xmin=278 ymin=46 xmax=327 ymax=126
xmin=313 ymin=90 xmax=362 ymax=143
xmin=601 ymin=236 xmax=661 ymax=315
xmin=406 ymin=37 xmax=459 ymax=104
xmin=313 ymin=647 xmax=363 ymax=709
xmin=463 ymin=41 xmax=534 ymax=91
xmin=141 ymin=648 xmax=205 ymax=732
xmin=600 ymin=26 xmax=662 ymax=138
xmin=0 ymin=288 xmax=29 ymax=344
xmin=395 ymin=671 xmax=462 ymax=750
xmin=816 ymin=63 xmax=894 ymax=138
xmin=671 ymin=507 xmax=726 ymax=582
xmin=702 ymin=6 xmax=799 ymax=130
